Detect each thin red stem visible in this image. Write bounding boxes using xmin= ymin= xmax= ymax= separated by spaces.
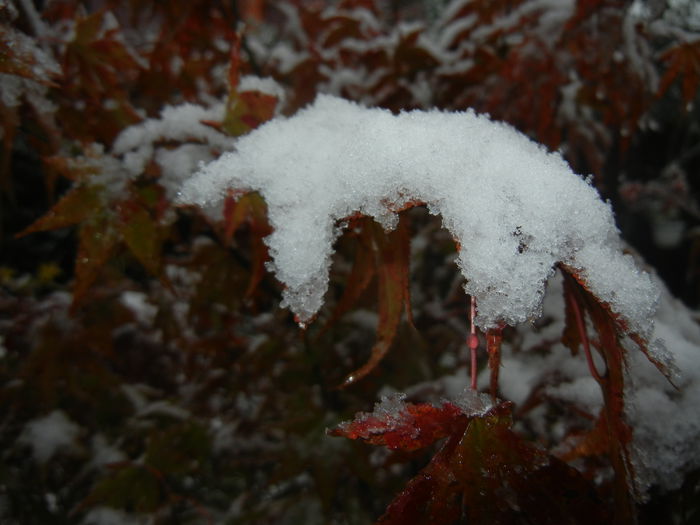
xmin=487 ymin=326 xmax=503 ymax=399
xmin=567 ymin=289 xmax=605 ymax=384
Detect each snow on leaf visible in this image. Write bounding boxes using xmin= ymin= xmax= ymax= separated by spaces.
xmin=0 ymin=24 xmax=59 ymax=82
xmin=178 ymin=95 xmax=659 ymax=342
xmin=561 ymin=268 xmax=639 ymax=516
xmin=328 ymin=392 xmax=484 ymax=451
xmin=337 ymin=398 xmax=612 ymax=525
xmin=223 ymin=53 xmax=283 ymax=137
xmin=18 ymin=410 xmax=81 ymax=464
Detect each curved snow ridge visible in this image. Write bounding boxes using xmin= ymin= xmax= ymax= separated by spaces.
xmin=178 ymin=95 xmax=659 ymax=334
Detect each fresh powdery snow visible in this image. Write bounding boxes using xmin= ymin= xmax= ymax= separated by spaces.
xmin=179 ymin=95 xmax=658 ymax=336
xmin=459 ymin=270 xmax=700 ymax=498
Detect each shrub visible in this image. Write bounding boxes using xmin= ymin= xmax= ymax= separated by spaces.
xmin=1 ymin=1 xmax=699 ymax=523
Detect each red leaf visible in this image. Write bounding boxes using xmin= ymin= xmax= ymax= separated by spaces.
xmin=658 ymin=40 xmax=700 ymax=105
xmin=73 ymin=214 xmax=120 ymax=307
xmin=328 ymin=395 xmax=469 ymax=452
xmin=16 ymin=184 xmax=102 ymax=238
xmin=118 ymin=204 xmax=164 ymax=278
xmin=323 ymin=219 xmax=376 ymax=329
xmin=221 ymin=192 xmax=271 ymax=297
xmin=560 ymin=268 xmax=639 ymax=520
xmin=223 ymin=89 xmax=279 ymax=137
xmin=332 ymin=398 xmax=613 ymax=525
xmin=341 ymin=217 xmax=411 ymax=386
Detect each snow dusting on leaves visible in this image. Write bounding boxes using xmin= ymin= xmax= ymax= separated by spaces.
xmin=179 ymin=95 xmax=659 ymax=338
xmin=328 ymin=391 xmax=492 ymax=451
xmin=331 ymin=394 xmax=611 ymax=524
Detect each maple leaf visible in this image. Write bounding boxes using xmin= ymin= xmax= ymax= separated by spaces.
xmin=58 ymin=9 xmax=142 ymax=143
xmin=222 ymin=36 xmax=280 ymax=137
xmin=328 ymin=394 xmax=472 ymax=451
xmin=330 ymin=393 xmax=611 ymax=524
xmin=221 ymin=191 xmax=272 ymax=297
xmin=223 ymin=90 xmax=279 ymax=136
xmin=658 ymin=40 xmax=700 ymax=106
xmin=17 ymin=184 xmax=102 ymax=238
xmin=18 ymin=177 xmax=170 ymax=307
xmin=558 ymin=266 xmax=677 ymax=521
xmin=341 ymin=217 xmax=412 ymax=386
xmin=323 ymin=218 xmax=377 ymax=329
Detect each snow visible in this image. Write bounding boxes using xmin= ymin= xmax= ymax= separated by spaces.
xmin=179 ymin=95 xmax=659 ymax=339
xmin=238 ymin=75 xmax=286 ymax=105
xmin=120 ymin=290 xmax=158 ymax=325
xmin=450 ymin=388 xmax=495 ymax=416
xmin=110 ymin=76 xmax=286 ymax=199
xmin=626 ymin=284 xmax=700 ymax=495
xmin=426 ymin=269 xmax=700 ymax=498
xmin=155 ymin=144 xmax=216 ymax=200
xmin=82 ymin=507 xmax=146 ymax=525
xmin=341 ymin=390 xmax=493 ymax=435
xmin=267 ymin=42 xmax=309 ymax=75
xmin=111 ymin=101 xmax=231 ymax=187
xmin=174 ymin=92 xmax=697 ymax=496
xmin=18 ymin=410 xmax=81 ymax=463
xmin=90 ymin=434 xmax=126 ymax=468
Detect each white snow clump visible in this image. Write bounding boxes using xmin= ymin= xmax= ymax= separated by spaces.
xmin=18 ymin=410 xmax=81 ymax=463
xmin=178 ymin=95 xmax=658 ymax=335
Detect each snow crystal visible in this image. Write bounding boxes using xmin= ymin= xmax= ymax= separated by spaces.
xmin=372 ymin=392 xmax=409 ymax=422
xmin=18 ymin=410 xmax=81 ymax=463
xmin=450 ymin=388 xmax=494 ymax=417
xmin=179 ymin=95 xmax=659 ymax=335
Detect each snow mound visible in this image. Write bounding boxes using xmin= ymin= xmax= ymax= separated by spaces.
xmin=178 ymin=95 xmax=658 ymax=334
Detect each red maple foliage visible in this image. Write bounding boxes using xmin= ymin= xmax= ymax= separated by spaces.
xmin=1 ymin=1 xmax=698 ymax=524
